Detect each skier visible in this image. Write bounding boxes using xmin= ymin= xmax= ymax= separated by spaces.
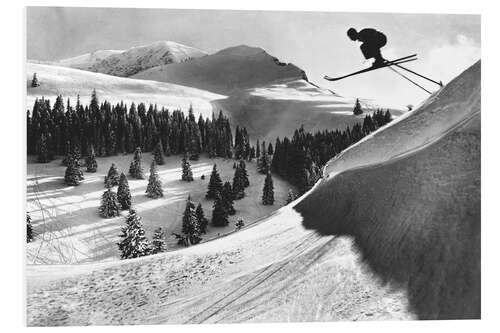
xmin=347 ymin=27 xmax=387 ymax=67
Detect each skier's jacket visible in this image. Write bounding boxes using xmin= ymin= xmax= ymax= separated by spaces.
xmin=357 ymin=28 xmax=387 ymax=47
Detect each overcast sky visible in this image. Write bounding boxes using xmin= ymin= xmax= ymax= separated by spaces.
xmin=27 ymin=7 xmax=480 ymax=106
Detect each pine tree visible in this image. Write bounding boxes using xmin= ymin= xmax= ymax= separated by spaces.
xmin=257 ymin=142 xmax=270 ymax=174
xmin=64 ymin=156 xmax=83 ymax=186
xmin=145 ymin=160 xmax=163 ymax=198
xmin=37 ymin=133 xmax=50 ymax=163
xmin=286 ymin=189 xmax=297 ymax=204
xmin=104 ymin=163 xmax=120 ymax=187
xmin=152 ymin=140 xmax=165 ymax=165
xmin=182 ymin=195 xmax=202 ymax=245
xmin=99 ymin=188 xmax=121 ymax=218
xmin=117 ymin=173 xmax=132 ymax=210
xmin=117 ymin=209 xmax=151 ymax=259
xmin=268 ymin=142 xmax=274 ymax=155
xmin=221 ymin=181 xmax=236 ymax=215
xmin=212 ymin=193 xmax=229 ymax=227
xmin=151 ymin=227 xmax=167 ymax=254
xmin=181 ymin=154 xmax=193 ymax=181
xmin=232 ymin=165 xmax=245 ymax=200
xmin=206 ymin=164 xmax=223 ymax=199
xmin=353 ymin=98 xmax=363 ymax=115
xmin=85 ymin=145 xmax=98 ymax=172
xmin=195 ymin=203 xmax=208 ymax=234
xmin=262 ymin=172 xmax=275 ymax=205
xmin=239 ymin=160 xmax=250 ymax=187
xmin=129 ymin=147 xmax=145 ymax=179
xmin=27 ymin=213 xmax=34 ymax=243
xmin=31 ymin=72 xmax=40 ymax=87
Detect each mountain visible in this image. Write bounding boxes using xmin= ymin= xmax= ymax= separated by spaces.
xmin=26 ymin=62 xmax=223 ymax=119
xmin=132 ymin=45 xmax=308 ymax=95
xmin=56 ymin=41 xmax=207 ymax=77
xmin=56 ymin=49 xmax=124 ymax=71
xmin=26 ymin=59 xmax=480 ymax=325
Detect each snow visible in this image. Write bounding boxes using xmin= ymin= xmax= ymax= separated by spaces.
xmin=57 ymin=50 xmax=124 ymax=70
xmin=26 ymin=60 xmax=480 ymax=325
xmin=27 ymin=154 xmax=293 ymax=264
xmin=295 ymin=61 xmax=481 ymax=319
xmin=56 ymin=41 xmax=207 ymax=76
xmin=27 ymin=62 xmax=225 ymax=119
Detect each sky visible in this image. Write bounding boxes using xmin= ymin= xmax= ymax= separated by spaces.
xmin=27 ymin=7 xmax=480 ymax=106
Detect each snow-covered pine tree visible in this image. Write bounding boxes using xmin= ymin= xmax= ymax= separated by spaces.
xmin=262 ymin=172 xmax=275 ymax=205
xmin=145 ymin=160 xmax=163 ymax=198
xmin=85 ymin=144 xmax=98 ymax=172
xmin=117 ymin=173 xmax=132 ymax=210
xmin=181 ymin=154 xmax=193 ymax=181
xmin=99 ymin=188 xmax=121 ymax=218
xmin=206 ymin=164 xmax=223 ymax=199
xmin=117 ymin=209 xmax=151 ymax=259
xmin=152 ymin=139 xmax=165 ymax=165
xmin=195 ymin=203 xmax=208 ymax=234
xmin=64 ymin=156 xmax=83 ymax=186
xmin=105 ymin=163 xmax=120 ymax=187
xmin=27 ymin=213 xmax=34 ymax=243
xmin=129 ymin=147 xmax=145 ymax=179
xmin=257 ymin=145 xmax=270 ymax=174
xmin=31 ymin=72 xmax=40 ymax=87
xmin=61 ymin=141 xmax=71 ymax=166
xmin=151 ymin=227 xmax=167 ymax=254
xmin=239 ymin=160 xmax=250 ymax=187
xmin=221 ymin=181 xmax=236 ymax=215
xmin=232 ymin=165 xmax=245 ymax=200
xmin=211 ymin=193 xmax=229 ymax=227
xmin=37 ymin=132 xmax=50 ymax=163
xmin=181 ymin=195 xmax=202 ymax=245
xmin=353 ymin=98 xmax=363 ymax=115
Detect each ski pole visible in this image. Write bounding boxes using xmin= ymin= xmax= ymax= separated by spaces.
xmin=393 ymin=63 xmax=443 ymax=87
xmin=387 ymin=66 xmax=432 ymax=94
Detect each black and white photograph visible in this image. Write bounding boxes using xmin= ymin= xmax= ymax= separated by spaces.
xmin=12 ymin=2 xmax=490 ymax=329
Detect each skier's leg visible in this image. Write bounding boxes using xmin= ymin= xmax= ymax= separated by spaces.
xmin=360 ymin=43 xmax=371 ymax=60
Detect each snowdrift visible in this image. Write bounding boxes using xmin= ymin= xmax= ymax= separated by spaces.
xmin=295 ymin=60 xmax=481 ymax=319
xmin=26 ymin=63 xmax=225 ymax=119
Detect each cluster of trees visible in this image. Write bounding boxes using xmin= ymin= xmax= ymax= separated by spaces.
xmin=117 ymin=209 xmax=167 ymax=259
xmin=27 ymin=91 xmax=237 ymax=163
xmin=271 ymin=109 xmax=393 ymax=193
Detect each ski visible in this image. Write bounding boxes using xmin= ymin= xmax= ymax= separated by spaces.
xmin=324 ymin=54 xmax=417 ymax=82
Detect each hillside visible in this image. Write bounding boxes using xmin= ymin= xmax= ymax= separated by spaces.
xmin=27 ymin=61 xmax=404 ymax=141
xmin=295 ymin=60 xmax=481 ymax=319
xmin=55 ymin=41 xmax=207 ymax=76
xmin=27 ymin=154 xmax=292 ymax=264
xmin=132 ymin=45 xmax=308 ymax=95
xmin=27 ymin=62 xmax=224 ymax=119
xmin=56 ymin=49 xmax=124 ymax=71
xmin=26 ymin=60 xmax=479 ymax=325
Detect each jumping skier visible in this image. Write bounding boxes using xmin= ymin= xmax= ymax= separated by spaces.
xmin=347 ymin=27 xmax=387 ymax=67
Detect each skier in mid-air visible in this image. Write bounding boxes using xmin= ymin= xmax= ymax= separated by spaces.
xmin=347 ymin=27 xmax=387 ymax=67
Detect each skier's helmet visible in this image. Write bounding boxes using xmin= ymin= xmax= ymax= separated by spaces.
xmin=347 ymin=28 xmax=358 ymax=41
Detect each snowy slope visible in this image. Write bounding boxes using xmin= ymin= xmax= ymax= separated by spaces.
xmin=27 ymin=62 xmax=224 ymax=119
xmin=26 ymin=61 xmax=479 ymax=325
xmin=28 ymin=62 xmax=404 ymax=141
xmin=214 ymin=78 xmax=405 ymax=140
xmin=295 ymin=60 xmax=481 ymax=319
xmin=132 ymin=45 xmax=307 ymax=95
xmin=84 ymin=41 xmax=207 ymax=77
xmin=56 ymin=49 xmax=124 ymax=71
